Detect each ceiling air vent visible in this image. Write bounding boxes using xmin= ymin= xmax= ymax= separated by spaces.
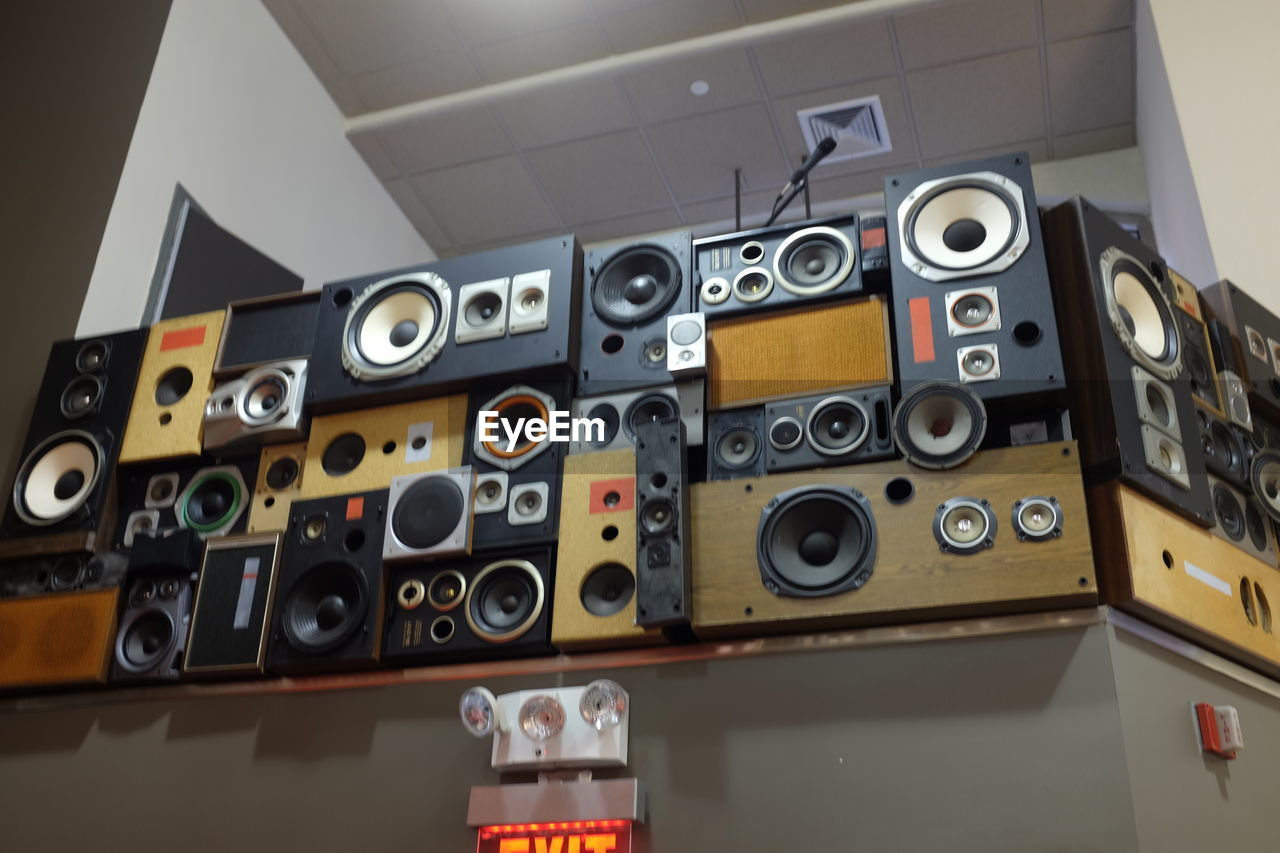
xmin=796 ymin=95 xmax=892 ymax=163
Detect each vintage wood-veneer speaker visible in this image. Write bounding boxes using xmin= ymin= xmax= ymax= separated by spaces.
xmin=0 ymin=329 xmax=147 ymax=559
xmin=305 ymin=236 xmax=581 ymax=414
xmin=0 ymin=587 xmax=120 ymax=690
xmin=1201 ymin=279 xmax=1280 ymax=422
xmin=577 ymin=230 xmax=693 ymax=395
xmin=119 ymin=311 xmax=225 ymax=464
xmin=690 ymin=441 xmax=1095 ymax=638
xmin=884 ymin=153 xmax=1065 ymax=408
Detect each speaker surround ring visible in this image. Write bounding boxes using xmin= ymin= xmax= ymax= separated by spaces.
xmin=341 ymin=273 xmax=451 ymax=381
xmin=896 ymin=171 xmax=1028 ymax=282
xmin=396 ymin=578 xmax=426 ymax=610
xmin=933 ymin=497 xmax=996 ymax=554
xmin=700 ymin=276 xmax=730 ymax=306
xmin=891 ymin=381 xmax=987 ymax=470
xmin=464 ymin=559 xmax=545 ymax=643
xmin=473 ymin=385 xmax=555 ymax=470
xmin=176 ymin=466 xmax=248 ymax=537
xmin=756 ymin=485 xmax=877 ymax=598
xmin=714 ymin=425 xmax=761 ymax=470
xmin=13 ymin=430 xmax=103 ymax=526
xmin=804 ymin=396 xmax=870 ymax=457
xmin=592 ymin=244 xmax=682 ymax=325
xmin=427 ymin=569 xmax=466 ymax=612
xmin=1099 ymin=246 xmax=1181 ymax=380
xmin=772 ymin=226 xmax=855 ymax=295
xmin=238 ymin=366 xmax=293 ymax=427
xmin=75 ymin=339 xmax=110 ymax=373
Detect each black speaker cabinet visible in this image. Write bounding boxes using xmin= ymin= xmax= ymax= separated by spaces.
xmin=0 ymin=329 xmax=147 ymax=559
xmin=266 ymin=490 xmax=389 ymax=674
xmin=0 ymin=550 xmax=126 ymax=600
xmin=110 ymin=533 xmax=199 ymax=684
xmin=1168 ymin=269 xmax=1225 ymax=418
xmin=577 ymin=230 xmax=693 ymax=395
xmin=859 ymin=214 xmax=890 ymax=290
xmin=884 ymin=152 xmax=1065 ymax=408
xmin=1043 ymin=197 xmax=1213 ymax=525
xmin=213 ymin=290 xmax=320 ymax=379
xmin=763 ymin=385 xmax=896 ymax=474
xmin=382 ymin=546 xmax=554 ymax=665
xmin=1196 ymin=405 xmax=1252 ymax=491
xmin=463 ymin=377 xmax=569 ymax=551
xmin=706 ymin=407 xmax=767 ymax=480
xmin=114 ymin=455 xmax=259 ymax=548
xmin=693 ymin=214 xmax=862 ymax=321
xmin=305 ymin=235 xmax=581 ymax=414
xmin=1201 ymin=279 xmax=1280 ymax=422
xmin=634 ymin=416 xmax=690 ymax=628
xmin=1206 ymin=316 xmax=1254 ymax=430
xmin=184 ymin=533 xmax=281 ymax=677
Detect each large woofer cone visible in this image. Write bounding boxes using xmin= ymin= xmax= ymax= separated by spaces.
xmin=1212 ymin=483 xmax=1245 ymax=541
xmin=756 ymin=486 xmax=876 ymax=597
xmin=117 ymin=610 xmax=175 ymax=672
xmin=933 ymin=497 xmax=996 ymax=554
xmin=281 ymin=561 xmax=368 ymax=654
xmin=240 ymin=369 xmax=290 ymax=425
xmin=1204 ymin=419 xmax=1245 ymax=481
xmin=60 ymin=374 xmax=103 ymax=419
xmin=178 ymin=470 xmax=244 ymax=534
xmin=891 ymin=381 xmax=987 ymax=470
xmin=580 ymin=562 xmax=635 ymax=617
xmin=391 ymin=476 xmax=464 ymax=550
xmin=897 ymin=172 xmax=1027 ymax=281
xmin=715 ymin=426 xmax=761 ymax=470
xmin=591 ymin=245 xmax=681 ymax=325
xmin=1250 ymin=451 xmax=1280 ymax=522
xmin=623 ymin=393 xmax=676 ymax=441
xmin=773 ymin=226 xmax=855 ymax=294
xmin=584 ymin=402 xmax=621 ymax=448
xmin=474 ymin=386 xmax=554 ymax=469
xmin=75 ymin=339 xmax=110 ymax=373
xmin=805 ymin=396 xmax=870 ymax=456
xmin=465 ymin=559 xmax=545 ymax=643
xmin=13 ymin=430 xmax=102 ymax=526
xmin=1100 ymin=247 xmax=1180 ymax=379
xmin=341 ymin=273 xmax=450 ymax=381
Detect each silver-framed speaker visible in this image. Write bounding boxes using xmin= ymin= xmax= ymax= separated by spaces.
xmin=383 ymin=467 xmax=475 ymax=562
xmin=569 ymin=381 xmax=704 ymax=454
xmin=202 ymin=359 xmax=308 ymax=451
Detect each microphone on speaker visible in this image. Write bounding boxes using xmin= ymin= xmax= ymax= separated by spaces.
xmin=766 ymin=137 xmax=838 ymax=227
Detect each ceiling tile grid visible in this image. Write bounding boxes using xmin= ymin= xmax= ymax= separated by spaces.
xmin=265 ymin=0 xmax=1139 ymax=256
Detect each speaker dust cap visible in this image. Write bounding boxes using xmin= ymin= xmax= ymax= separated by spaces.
xmin=341 ymin=272 xmax=451 ymax=381
xmin=896 ymin=171 xmax=1028 ymax=282
xmin=892 ymin=381 xmax=987 ymax=470
xmin=756 ymin=485 xmax=877 ymax=597
xmin=13 ymin=430 xmax=103 ymax=526
xmin=591 ymin=244 xmax=682 ymax=325
xmin=472 ymin=385 xmax=555 ymax=470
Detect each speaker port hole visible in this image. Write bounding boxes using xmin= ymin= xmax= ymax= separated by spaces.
xmin=740 ymin=241 xmax=765 ymax=264
xmin=1255 ymin=582 xmax=1272 ymax=633
xmin=1241 ymin=577 xmax=1257 ymax=626
xmin=430 ymin=616 xmax=455 ymax=644
xmin=155 ymin=366 xmax=193 ymax=405
xmin=601 ymin=334 xmax=624 ymax=355
xmin=602 ymin=525 xmax=619 ymax=541
xmin=344 ymin=529 xmax=365 ymax=552
xmin=382 ymin=441 xmax=396 ymax=454
xmin=1078 ymin=577 xmax=1090 ymax=587
xmin=1148 ymin=260 xmax=1165 ymax=282
xmin=884 ymin=478 xmax=914 ymax=504
xmin=1162 ymin=550 xmax=1173 ymax=568
xmin=651 ymin=472 xmax=668 ymax=489
xmin=332 ymin=287 xmax=353 ymax=308
xmin=411 ymin=436 xmax=426 ymax=451
xmin=1013 ymin=321 xmax=1042 ymax=345
xmin=159 ymin=413 xmax=172 ymax=425
xmin=264 ymin=496 xmax=275 ymax=507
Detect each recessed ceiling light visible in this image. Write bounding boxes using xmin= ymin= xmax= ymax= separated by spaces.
xmin=690 ymin=80 xmax=710 ymax=96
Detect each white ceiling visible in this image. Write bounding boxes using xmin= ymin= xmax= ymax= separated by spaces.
xmin=264 ymin=0 xmax=1135 ymax=256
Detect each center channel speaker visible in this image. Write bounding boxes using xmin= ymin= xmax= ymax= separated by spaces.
xmin=247 ymin=442 xmax=307 ymax=533
xmin=109 ymin=532 xmax=202 ymax=684
xmin=552 ymin=449 xmax=664 ymax=650
xmin=306 ymin=235 xmax=581 ymax=414
xmin=1090 ymin=482 xmax=1280 ymax=680
xmin=120 ymin=311 xmax=226 ymax=464
xmin=706 ymin=295 xmax=891 ymax=410
xmin=114 ymin=456 xmax=257 ymax=547
xmin=884 ymin=153 xmax=1065 ymax=408
xmin=1197 ymin=407 xmax=1252 ymax=490
xmin=1043 ymin=197 xmax=1214 ymax=526
xmin=0 ymin=587 xmax=120 ymax=690
xmin=201 ymin=359 xmax=308 ymax=452
xmin=1169 ymin=269 xmax=1225 ymax=418
xmin=569 ymin=381 xmax=705 ymax=454
xmin=634 ymin=416 xmax=690 ymax=628
xmin=577 ymin=231 xmax=692 ymax=396
xmin=1206 ymin=474 xmax=1277 ymax=567
xmin=301 ymin=394 xmax=467 ymax=500
xmin=1201 ymin=279 xmax=1280 ymax=422
xmin=694 ymin=214 xmax=862 ymax=319
xmin=763 ymin=385 xmax=896 ymax=473
xmin=382 ymin=546 xmax=554 ymax=665
xmin=0 ymin=550 xmax=125 ymax=599
xmin=184 ymin=532 xmax=281 ymax=677
xmin=265 ymin=491 xmax=388 ymax=674
xmin=464 ymin=378 xmax=570 ymax=550
xmin=690 ymin=441 xmax=1094 ymax=638
xmin=0 ymin=328 xmax=146 ymax=559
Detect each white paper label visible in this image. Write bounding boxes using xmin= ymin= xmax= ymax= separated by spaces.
xmin=1184 ymin=560 xmax=1231 ymax=596
xmin=233 ymin=557 xmax=260 ymax=629
xmin=405 ymin=421 xmax=434 ymax=463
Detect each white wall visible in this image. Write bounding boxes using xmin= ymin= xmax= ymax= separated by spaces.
xmin=78 ymin=0 xmax=433 ymax=336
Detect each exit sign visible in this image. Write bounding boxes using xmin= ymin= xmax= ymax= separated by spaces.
xmin=476 ymin=820 xmax=632 ymax=853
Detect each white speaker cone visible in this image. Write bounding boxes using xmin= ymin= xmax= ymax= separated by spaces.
xmin=911 ymin=186 xmax=1014 ymax=270
xmin=1113 ymin=271 xmax=1168 ymax=360
xmin=358 ymin=291 xmax=437 ymax=366
xmin=906 ymin=394 xmax=976 ymax=458
xmin=19 ymin=435 xmax=100 ymax=523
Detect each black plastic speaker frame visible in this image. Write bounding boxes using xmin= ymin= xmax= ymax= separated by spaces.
xmin=0 ymin=328 xmax=147 ymax=558
xmin=305 ymin=235 xmax=581 ymax=414
xmin=113 ymin=455 xmax=259 ymax=548
xmin=265 ymin=490 xmax=389 ymax=674
xmin=883 ymin=152 xmax=1065 ymax=409
xmin=0 ymin=550 xmax=126 ymax=599
xmin=110 ymin=548 xmax=196 ymax=685
xmin=577 ymin=230 xmax=693 ymax=396
xmin=763 ymin=385 xmax=896 ymax=474
xmin=706 ymin=406 xmax=767 ymax=480
xmin=634 ymin=416 xmax=691 ymax=628
xmin=1201 ymin=280 xmax=1280 ymax=422
xmin=1196 ymin=406 xmax=1252 ymax=490
xmin=382 ymin=546 xmax=554 ymax=665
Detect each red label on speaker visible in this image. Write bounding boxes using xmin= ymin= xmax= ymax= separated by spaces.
xmin=345 ymin=496 xmax=364 ymax=521
xmin=861 ymin=226 xmax=886 ymax=249
xmin=909 ymin=297 xmax=935 ymax=363
xmin=159 ymin=325 xmax=207 ymax=351
xmin=589 ymin=478 xmax=635 ymax=514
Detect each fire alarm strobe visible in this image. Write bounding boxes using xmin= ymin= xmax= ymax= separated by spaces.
xmin=1192 ymin=702 xmax=1243 ymax=759
xmin=462 ymin=681 xmax=644 ymax=853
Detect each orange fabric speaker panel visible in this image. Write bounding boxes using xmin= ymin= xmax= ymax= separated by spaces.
xmin=0 ymin=588 xmax=118 ymax=689
xmin=707 ymin=296 xmax=891 ymax=410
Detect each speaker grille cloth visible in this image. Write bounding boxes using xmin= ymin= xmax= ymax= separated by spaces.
xmin=708 ymin=297 xmax=890 ymax=409
xmin=0 ymin=589 xmax=117 ymax=688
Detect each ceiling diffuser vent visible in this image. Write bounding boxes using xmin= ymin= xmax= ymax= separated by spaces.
xmin=796 ymin=95 xmax=892 ymax=163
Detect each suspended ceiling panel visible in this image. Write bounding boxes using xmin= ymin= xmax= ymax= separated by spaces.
xmin=264 ymin=0 xmax=1136 ymax=256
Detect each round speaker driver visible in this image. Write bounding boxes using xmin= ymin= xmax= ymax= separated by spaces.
xmin=591 ymin=245 xmax=681 ymax=325
xmin=891 ymin=381 xmax=987 ymax=470
xmin=465 ymin=559 xmax=544 ymax=643
xmin=756 ymin=485 xmax=877 ymax=597
xmin=14 ymin=431 xmax=102 ymax=526
xmin=341 ymin=274 xmax=451 ymax=381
